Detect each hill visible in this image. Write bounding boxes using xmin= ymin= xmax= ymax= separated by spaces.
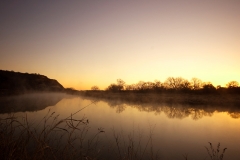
xmin=0 ymin=70 xmax=64 ymax=96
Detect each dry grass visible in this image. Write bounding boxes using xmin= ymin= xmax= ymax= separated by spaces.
xmin=205 ymin=142 xmax=227 ymax=160
xmin=0 ymin=112 xmax=160 ymax=160
xmin=0 ymin=107 xmax=104 ymax=160
xmin=111 ymin=125 xmax=159 ymax=160
xmin=0 ymin=104 xmax=228 ymax=160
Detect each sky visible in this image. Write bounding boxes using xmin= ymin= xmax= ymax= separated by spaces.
xmin=0 ymin=0 xmax=240 ymax=90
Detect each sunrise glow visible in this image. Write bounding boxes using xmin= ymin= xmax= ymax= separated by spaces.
xmin=1 ymin=1 xmax=239 ymax=90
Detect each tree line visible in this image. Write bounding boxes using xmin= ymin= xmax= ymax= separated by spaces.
xmin=91 ymin=77 xmax=240 ymax=94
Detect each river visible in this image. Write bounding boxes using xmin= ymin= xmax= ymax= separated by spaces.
xmin=0 ymin=93 xmax=239 ymax=160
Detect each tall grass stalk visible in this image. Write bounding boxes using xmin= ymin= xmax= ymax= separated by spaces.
xmin=0 ymin=102 xmax=229 ymax=160
xmin=0 ymin=101 xmax=104 ymax=160
xmin=205 ymin=142 xmax=227 ymax=160
xmin=111 ymin=124 xmax=159 ymax=160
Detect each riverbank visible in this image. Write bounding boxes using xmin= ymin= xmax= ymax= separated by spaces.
xmin=80 ymin=91 xmax=240 ymax=107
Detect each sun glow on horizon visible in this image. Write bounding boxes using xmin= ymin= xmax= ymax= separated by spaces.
xmin=0 ymin=1 xmax=240 ymax=90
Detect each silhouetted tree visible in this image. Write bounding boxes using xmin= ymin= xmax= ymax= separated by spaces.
xmin=125 ymin=84 xmax=135 ymax=91
xmin=99 ymin=75 xmax=240 ymax=94
xmin=164 ymin=77 xmax=190 ymax=91
xmin=164 ymin=77 xmax=176 ymax=89
xmin=216 ymin=85 xmax=221 ymax=89
xmin=117 ymin=79 xmax=125 ymax=90
xmin=180 ymin=79 xmax=191 ymax=91
xmin=134 ymin=81 xmax=154 ymax=91
xmin=226 ymin=81 xmax=240 ymax=94
xmin=191 ymin=78 xmax=202 ymax=90
xmin=135 ymin=81 xmax=145 ymax=91
xmin=106 ymin=79 xmax=125 ymax=92
xmin=216 ymin=85 xmax=227 ymax=93
xmin=202 ymin=82 xmax=216 ymax=93
xmin=153 ymin=80 xmax=164 ymax=92
xmin=106 ymin=84 xmax=122 ymax=92
xmin=145 ymin=81 xmax=155 ymax=90
xmin=226 ymin=81 xmax=239 ymax=88
xmin=91 ymin=85 xmax=100 ymax=91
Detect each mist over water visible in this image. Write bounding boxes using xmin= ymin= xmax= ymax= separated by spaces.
xmin=0 ymin=93 xmax=240 ymax=159
xmin=0 ymin=93 xmax=67 ymax=113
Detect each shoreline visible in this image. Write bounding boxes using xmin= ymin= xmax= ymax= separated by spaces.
xmin=80 ymin=91 xmax=240 ymax=108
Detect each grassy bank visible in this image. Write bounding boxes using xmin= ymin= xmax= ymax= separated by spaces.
xmin=0 ymin=111 xmax=102 ymax=160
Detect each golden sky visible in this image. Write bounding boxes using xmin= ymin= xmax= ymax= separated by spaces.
xmin=0 ymin=1 xmax=239 ymax=90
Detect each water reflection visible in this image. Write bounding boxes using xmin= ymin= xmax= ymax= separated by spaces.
xmin=0 ymin=93 xmax=66 ymax=113
xmin=0 ymin=93 xmax=239 ymax=121
xmin=1 ymin=93 xmax=239 ymax=120
xmin=0 ymin=94 xmax=240 ymax=159
xmin=88 ymin=97 xmax=240 ymax=120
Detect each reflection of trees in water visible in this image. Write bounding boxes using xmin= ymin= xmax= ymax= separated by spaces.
xmin=82 ymin=93 xmax=240 ymax=120
xmin=229 ymin=112 xmax=240 ymax=119
xmin=106 ymin=100 xmax=216 ymax=120
xmin=125 ymin=104 xmax=214 ymax=120
xmin=189 ymin=108 xmax=213 ymax=120
xmin=163 ymin=106 xmax=191 ymax=119
xmin=116 ymin=104 xmax=126 ymax=113
xmin=138 ymin=105 xmax=213 ymax=120
xmin=106 ymin=100 xmax=127 ymax=113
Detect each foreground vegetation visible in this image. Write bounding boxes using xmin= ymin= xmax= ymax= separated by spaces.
xmin=0 ymin=109 xmax=103 ymax=160
xmin=0 ymin=107 xmax=228 ymax=160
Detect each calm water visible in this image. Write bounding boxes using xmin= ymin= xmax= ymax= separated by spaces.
xmin=0 ymin=93 xmax=240 ymax=160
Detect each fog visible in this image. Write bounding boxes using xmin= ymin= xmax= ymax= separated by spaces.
xmin=0 ymin=92 xmax=68 ymax=113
